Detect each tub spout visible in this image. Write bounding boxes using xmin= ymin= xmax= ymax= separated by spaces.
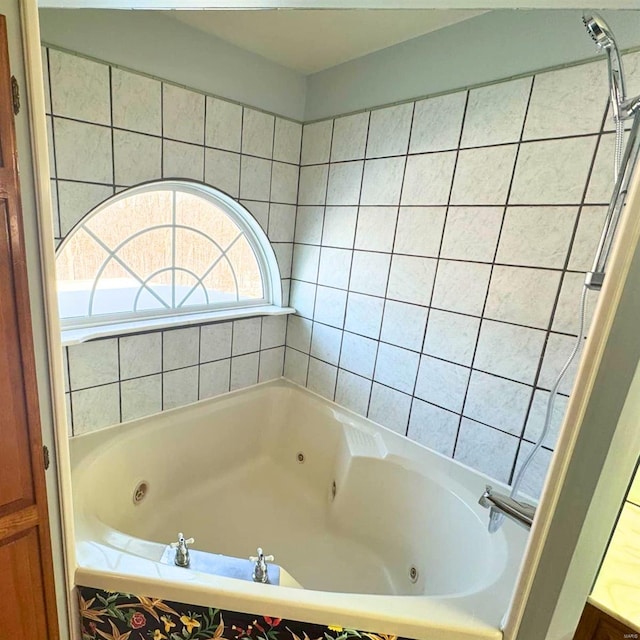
xmin=250 ymin=548 xmax=274 ymax=583
xmin=479 ymin=486 xmax=535 ymax=532
xmin=170 ymin=532 xmax=195 ymax=567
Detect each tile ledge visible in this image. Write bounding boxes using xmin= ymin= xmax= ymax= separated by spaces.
xmin=61 ymin=305 xmax=295 ymax=346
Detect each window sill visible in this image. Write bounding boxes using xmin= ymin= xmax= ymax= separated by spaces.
xmin=60 ymin=305 xmax=296 ymax=346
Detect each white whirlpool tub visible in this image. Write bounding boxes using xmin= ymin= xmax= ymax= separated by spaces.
xmin=70 ymin=379 xmax=529 ymax=640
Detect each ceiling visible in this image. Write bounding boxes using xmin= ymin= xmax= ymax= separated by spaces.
xmin=165 ymin=9 xmax=486 ymax=74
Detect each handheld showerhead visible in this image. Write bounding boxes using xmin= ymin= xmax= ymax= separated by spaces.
xmin=583 ymin=13 xmax=627 ymax=123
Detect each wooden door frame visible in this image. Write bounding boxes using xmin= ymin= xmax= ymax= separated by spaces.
xmin=15 ymin=2 xmax=640 ymax=640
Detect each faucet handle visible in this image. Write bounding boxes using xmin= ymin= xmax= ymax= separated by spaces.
xmin=250 ymin=547 xmax=274 ymax=563
xmin=170 ymin=532 xmax=195 ymax=548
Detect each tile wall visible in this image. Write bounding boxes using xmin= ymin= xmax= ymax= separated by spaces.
xmin=285 ymin=52 xmax=640 ymax=497
xmin=42 ymin=46 xmax=301 ymax=434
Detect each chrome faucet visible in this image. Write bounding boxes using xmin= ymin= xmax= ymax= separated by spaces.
xmin=479 ymin=485 xmax=536 ymax=533
xmin=171 ymin=532 xmax=195 ymax=567
xmin=249 ymin=548 xmax=274 ymax=583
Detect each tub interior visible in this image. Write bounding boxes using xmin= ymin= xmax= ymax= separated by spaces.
xmin=73 ymin=383 xmax=511 ymax=598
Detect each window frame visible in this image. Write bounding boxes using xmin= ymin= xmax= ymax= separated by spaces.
xmin=55 ymin=180 xmax=287 ymax=339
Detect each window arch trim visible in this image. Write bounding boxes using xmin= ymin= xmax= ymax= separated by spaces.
xmin=55 ymin=179 xmax=284 ymax=334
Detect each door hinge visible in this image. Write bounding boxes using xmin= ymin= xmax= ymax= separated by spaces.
xmin=10 ymin=75 xmax=19 ymax=115
xmin=43 ymin=445 xmax=50 ymax=471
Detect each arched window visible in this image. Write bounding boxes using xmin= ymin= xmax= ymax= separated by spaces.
xmin=56 ymin=180 xmax=283 ymax=336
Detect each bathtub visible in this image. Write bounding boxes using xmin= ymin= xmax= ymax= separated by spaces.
xmin=70 ymin=379 xmax=529 ymax=640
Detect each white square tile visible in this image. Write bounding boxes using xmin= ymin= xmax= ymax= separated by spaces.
xmin=496 ymin=206 xmax=577 ymax=268
xmin=461 ymin=77 xmax=532 ymax=147
xmin=474 ymin=320 xmax=546 ymax=385
xmin=284 ymin=347 xmax=309 ymax=385
xmin=57 ymin=181 xmax=113 ymax=237
xmin=261 ymin=316 xmax=287 ymax=349
xmin=68 ymin=338 xmax=119 ymax=390
xmin=394 ymin=207 xmax=445 ymax=257
xmin=119 ymin=333 xmax=162 ymax=379
xmin=568 ymin=206 xmax=607 ymax=271
xmin=523 ymin=388 xmax=568 ymax=450
xmin=112 ymin=68 xmax=161 ymax=136
xmin=451 ymin=145 xmax=518 ymax=205
xmin=259 ymin=347 xmax=285 ymax=382
xmin=552 ymin=273 xmax=597 ymax=336
xmin=242 ymin=200 xmax=269 ymax=232
xmin=163 ymin=327 xmax=199 ymax=370
xmin=310 ymin=323 xmax=342 ymax=365
xmin=349 ymin=251 xmax=390 ymax=297
xmin=163 ymin=366 xmax=199 ymax=409
xmin=387 ymin=255 xmax=436 ymax=306
xmin=200 ymin=322 xmax=232 ymax=362
xmin=463 ymin=370 xmax=532 ymax=435
xmin=163 ymin=83 xmax=205 ymax=144
xmin=199 ymin=359 xmax=231 ymax=398
xmin=239 ymin=155 xmax=272 ymax=201
xmin=301 ymin=120 xmax=332 ymax=165
xmin=54 ymin=118 xmax=112 ymax=184
xmin=513 ymin=442 xmax=553 ymax=500
xmin=242 ymin=108 xmax=274 ymax=158
xmin=268 ymin=204 xmax=296 ymax=243
xmin=423 ymin=309 xmax=480 ymax=367
xmin=295 ymin=206 xmax=324 ymax=244
xmin=431 ymin=260 xmax=492 ymax=316
xmin=627 ymin=464 xmax=640 ymax=506
xmin=454 ymin=418 xmax=519 ymax=483
xmin=286 ymin=315 xmax=312 ymax=353
xmin=273 ymin=118 xmax=302 ymax=164
xmin=49 ymin=49 xmax=110 ymax=124
xmin=326 ymin=161 xmax=364 ymax=206
xmin=408 ymin=399 xmax=459 ymax=457
xmin=298 ymin=165 xmax=328 ymax=205
xmin=121 ymin=374 xmax=162 ymax=422
xmin=585 ymin=132 xmax=619 ymax=204
xmin=374 ymin=343 xmax=420 ymax=394
xmin=440 ymin=207 xmax=503 ymax=263
xmin=335 ymin=369 xmax=371 ymax=415
xmin=72 ymin=383 xmax=120 ymax=434
xmin=401 ymin=152 xmax=457 ymax=206
xmin=204 ymin=148 xmax=240 ymax=197
xmin=410 ymin=92 xmax=466 ymax=153
xmin=206 ymin=97 xmax=242 ymax=152
xmin=231 ymin=353 xmax=259 ymax=391
xmin=344 ymin=292 xmax=384 ymax=339
xmin=414 ymin=355 xmax=470 ymax=413
xmin=307 ymin=358 xmax=337 ymax=400
xmin=538 ymin=333 xmax=583 ymax=395
xmin=47 ymin=118 xmax=56 ymax=179
xmin=485 ymin=266 xmax=561 ymax=329
xmin=510 ymin=137 xmax=598 ymax=205
xmin=271 ymin=162 xmax=299 ymax=204
xmin=114 ymin=130 xmax=162 ymax=186
xmin=163 ymin=140 xmax=204 ymax=181
xmin=360 ymin=157 xmax=405 ymax=206
xmin=339 ymin=332 xmax=378 ymax=378
xmin=524 ymin=60 xmax=608 ymax=140
xmin=322 ymin=206 xmax=357 ymax=248
xmin=355 ymin=207 xmax=397 ymax=253
xmin=232 ymin=318 xmax=261 ymax=356
xmin=318 ymin=247 xmax=352 ymax=289
xmin=331 ymin=112 xmax=369 ymax=162
xmin=291 ymin=244 xmax=320 ymax=282
xmin=380 ymin=300 xmax=428 ymax=351
xmin=273 ymin=242 xmax=293 ymax=279
xmin=368 ymin=383 xmax=411 ymax=435
xmin=313 ymin=286 xmax=347 ymax=328
xmin=289 ymin=280 xmax=316 ymax=319
xmin=366 ymin=103 xmax=413 ymax=158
